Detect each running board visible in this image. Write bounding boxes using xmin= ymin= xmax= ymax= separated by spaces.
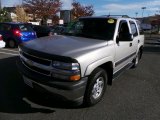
xmin=113 ymin=63 xmax=134 ymax=80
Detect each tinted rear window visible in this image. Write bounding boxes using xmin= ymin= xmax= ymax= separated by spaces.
xmin=18 ymin=24 xmax=33 ymax=31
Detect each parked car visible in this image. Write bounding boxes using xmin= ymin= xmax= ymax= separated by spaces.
xmin=17 ymin=16 xmax=144 ymax=106
xmin=51 ymin=25 xmax=66 ymax=35
xmin=141 ymin=23 xmax=152 ymax=31
xmin=31 ymin=25 xmax=53 ymax=38
xmin=0 ymin=34 xmax=5 ymax=48
xmin=0 ymin=22 xmax=37 ymax=48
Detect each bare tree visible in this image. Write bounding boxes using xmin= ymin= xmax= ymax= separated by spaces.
xmin=15 ymin=5 xmax=29 ymax=22
xmin=71 ymin=1 xmax=94 ymax=19
xmin=23 ymin=0 xmax=62 ymax=24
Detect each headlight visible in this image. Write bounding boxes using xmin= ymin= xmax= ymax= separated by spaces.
xmin=52 ymin=61 xmax=80 ymax=70
xmin=52 ymin=61 xmax=81 ymax=81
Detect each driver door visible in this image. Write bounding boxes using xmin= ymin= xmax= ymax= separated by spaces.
xmin=114 ymin=20 xmax=133 ymax=73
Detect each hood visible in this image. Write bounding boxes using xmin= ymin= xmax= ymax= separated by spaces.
xmin=23 ymin=35 xmax=108 ymax=58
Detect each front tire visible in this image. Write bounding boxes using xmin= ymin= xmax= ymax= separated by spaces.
xmin=84 ymin=68 xmax=108 ymax=106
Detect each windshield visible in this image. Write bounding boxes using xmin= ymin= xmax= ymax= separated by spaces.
xmin=65 ymin=18 xmax=117 ymax=40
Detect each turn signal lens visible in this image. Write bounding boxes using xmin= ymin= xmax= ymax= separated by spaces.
xmin=70 ymin=75 xmax=81 ymax=81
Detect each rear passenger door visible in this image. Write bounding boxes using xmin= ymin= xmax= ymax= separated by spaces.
xmin=129 ymin=20 xmax=139 ymax=55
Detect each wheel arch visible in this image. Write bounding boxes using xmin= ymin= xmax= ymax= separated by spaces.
xmin=98 ymin=62 xmax=113 ymax=85
xmin=85 ymin=60 xmax=114 ymax=86
xmin=6 ymin=37 xmax=17 ymax=43
xmin=139 ymin=45 xmax=143 ymax=59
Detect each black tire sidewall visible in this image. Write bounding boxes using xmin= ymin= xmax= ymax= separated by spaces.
xmin=8 ymin=39 xmax=16 ymax=48
xmin=84 ymin=68 xmax=108 ymax=106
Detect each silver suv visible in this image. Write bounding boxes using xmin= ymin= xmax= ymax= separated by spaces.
xmin=17 ymin=15 xmax=144 ymax=106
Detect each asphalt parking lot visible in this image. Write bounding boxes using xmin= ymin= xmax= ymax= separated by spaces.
xmin=0 ymin=39 xmax=160 ymax=120
xmin=0 ymin=48 xmax=19 ymax=57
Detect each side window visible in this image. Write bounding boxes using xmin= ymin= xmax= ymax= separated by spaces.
xmin=129 ymin=21 xmax=138 ymax=37
xmin=0 ymin=24 xmax=3 ymax=31
xmin=118 ymin=20 xmax=130 ymax=41
xmin=119 ymin=21 xmax=130 ymax=34
xmin=0 ymin=24 xmax=11 ymax=31
xmin=3 ymin=24 xmax=11 ymax=31
xmin=0 ymin=24 xmax=6 ymax=31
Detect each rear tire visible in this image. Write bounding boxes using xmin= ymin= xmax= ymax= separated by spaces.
xmin=8 ymin=39 xmax=17 ymax=48
xmin=132 ymin=51 xmax=140 ymax=68
xmin=84 ymin=68 xmax=108 ymax=106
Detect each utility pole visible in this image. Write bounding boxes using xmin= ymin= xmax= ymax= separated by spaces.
xmin=156 ymin=9 xmax=160 ymax=15
xmin=0 ymin=0 xmax=1 ymax=9
xmin=135 ymin=12 xmax=138 ymax=18
xmin=141 ymin=7 xmax=146 ymax=18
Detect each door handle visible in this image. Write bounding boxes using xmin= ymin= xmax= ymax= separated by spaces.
xmin=129 ymin=43 xmax=132 ymax=47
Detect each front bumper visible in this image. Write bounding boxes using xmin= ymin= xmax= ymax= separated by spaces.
xmin=17 ymin=59 xmax=88 ymax=104
xmin=0 ymin=41 xmax=6 ymax=48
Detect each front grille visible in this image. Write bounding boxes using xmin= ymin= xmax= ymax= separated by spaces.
xmin=22 ymin=59 xmax=51 ymax=76
xmin=21 ymin=51 xmax=51 ymax=66
xmin=20 ymin=51 xmax=52 ymax=76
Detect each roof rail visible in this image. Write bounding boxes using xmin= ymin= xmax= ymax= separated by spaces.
xmin=102 ymin=15 xmax=130 ymax=18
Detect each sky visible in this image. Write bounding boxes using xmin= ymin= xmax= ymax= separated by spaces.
xmin=1 ymin=0 xmax=160 ymax=17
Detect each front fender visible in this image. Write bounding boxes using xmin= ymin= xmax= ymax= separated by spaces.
xmin=84 ymin=56 xmax=113 ymax=76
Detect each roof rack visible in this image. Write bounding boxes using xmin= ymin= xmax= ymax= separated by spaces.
xmin=102 ymin=15 xmax=130 ymax=18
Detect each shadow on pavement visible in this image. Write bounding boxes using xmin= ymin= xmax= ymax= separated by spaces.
xmin=143 ymin=46 xmax=160 ymax=53
xmin=0 ymin=56 xmax=55 ymax=113
xmin=145 ymin=42 xmax=160 ymax=45
xmin=145 ymin=34 xmax=160 ymax=40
